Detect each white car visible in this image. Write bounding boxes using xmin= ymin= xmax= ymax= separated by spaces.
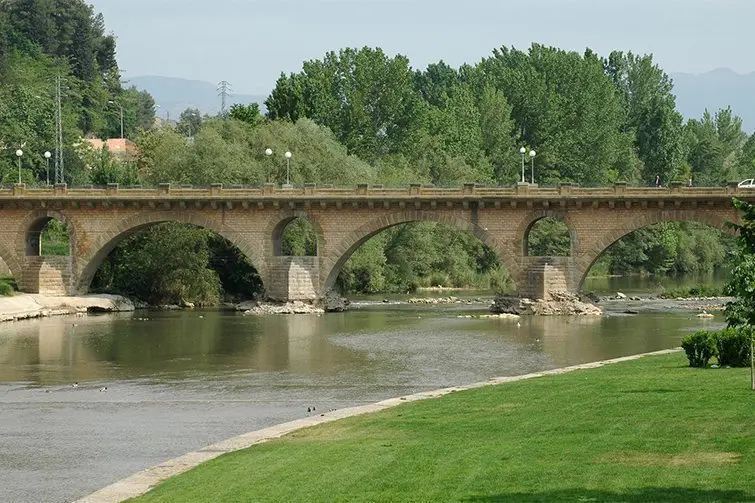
xmin=738 ymin=179 xmax=755 ymax=188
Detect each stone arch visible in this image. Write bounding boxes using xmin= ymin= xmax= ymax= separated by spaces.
xmin=267 ymin=211 xmax=325 ymax=256
xmin=16 ymin=209 xmax=76 ymax=258
xmin=321 ymin=210 xmax=519 ymax=291
xmin=517 ymin=210 xmax=578 ymax=257
xmin=575 ymin=210 xmax=737 ymax=289
xmin=75 ymin=211 xmax=265 ymax=294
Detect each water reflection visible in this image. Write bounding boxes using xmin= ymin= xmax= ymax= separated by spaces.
xmin=583 ymin=270 xmax=729 ymax=295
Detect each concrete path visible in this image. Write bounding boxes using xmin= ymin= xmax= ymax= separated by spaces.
xmin=74 ymin=348 xmax=681 ymax=503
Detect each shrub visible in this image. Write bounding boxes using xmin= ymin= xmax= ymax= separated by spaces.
xmin=663 ymin=284 xmax=723 ymax=299
xmin=715 ymin=327 xmax=753 ymax=367
xmin=427 ymin=271 xmax=451 ymax=288
xmin=489 ymin=266 xmax=513 ymax=296
xmin=681 ymin=330 xmax=717 ymax=367
xmin=0 ymin=280 xmax=12 ymax=296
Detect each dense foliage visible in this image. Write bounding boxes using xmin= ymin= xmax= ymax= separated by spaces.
xmin=3 ymin=2 xmax=753 ymax=303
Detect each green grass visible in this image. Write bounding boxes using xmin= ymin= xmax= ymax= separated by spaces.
xmin=131 ymin=353 xmax=755 ymax=503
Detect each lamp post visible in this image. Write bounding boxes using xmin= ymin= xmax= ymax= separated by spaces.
xmin=284 ymin=151 xmax=292 ymax=187
xmin=108 ymin=100 xmax=124 ymax=138
xmin=15 ymin=149 xmax=23 ymax=184
xmin=519 ymin=146 xmax=526 ymax=183
xmin=44 ymin=151 xmax=51 ymax=186
xmin=529 ymin=150 xmax=536 ymax=184
xmin=265 ymin=148 xmax=293 ymax=187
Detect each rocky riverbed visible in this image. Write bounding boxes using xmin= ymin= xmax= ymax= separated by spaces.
xmin=0 ymin=294 xmax=135 ymax=323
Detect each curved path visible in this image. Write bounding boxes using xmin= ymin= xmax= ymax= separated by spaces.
xmin=74 ymin=348 xmax=681 ymax=503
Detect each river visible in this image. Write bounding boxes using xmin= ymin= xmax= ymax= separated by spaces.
xmin=0 ymin=275 xmax=727 ymax=503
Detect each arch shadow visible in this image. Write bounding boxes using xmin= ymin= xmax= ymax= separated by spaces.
xmin=0 ymin=240 xmax=21 ymax=280
xmin=576 ymin=211 xmax=737 ymax=290
xmin=76 ymin=212 xmax=265 ymax=294
xmin=321 ymin=210 xmax=518 ymax=291
xmin=517 ymin=210 xmax=578 ymax=257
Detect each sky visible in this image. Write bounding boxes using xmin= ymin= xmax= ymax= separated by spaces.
xmin=86 ymin=0 xmax=754 ymax=95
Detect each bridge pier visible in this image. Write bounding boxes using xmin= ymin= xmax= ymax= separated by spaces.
xmin=518 ymin=257 xmax=580 ymax=300
xmin=264 ymin=256 xmax=320 ymax=302
xmin=20 ymin=256 xmax=74 ymax=296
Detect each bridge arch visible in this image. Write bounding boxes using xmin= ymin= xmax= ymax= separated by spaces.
xmin=16 ymin=209 xmax=76 ymax=258
xmin=321 ymin=210 xmax=518 ymax=292
xmin=267 ymin=211 xmax=325 ymax=256
xmin=519 ymin=210 xmax=578 ymax=257
xmin=576 ymin=210 xmax=738 ymax=289
xmin=76 ymin=211 xmax=265 ymax=294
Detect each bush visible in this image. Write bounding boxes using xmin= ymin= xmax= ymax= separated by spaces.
xmin=489 ymin=266 xmax=513 ymax=297
xmin=681 ymin=330 xmax=717 ymax=367
xmin=663 ymin=284 xmax=723 ymax=299
xmin=0 ymin=280 xmax=13 ymax=296
xmin=715 ymin=327 xmax=753 ymax=367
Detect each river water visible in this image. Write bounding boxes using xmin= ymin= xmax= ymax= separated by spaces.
xmin=0 ymin=276 xmax=727 ymax=503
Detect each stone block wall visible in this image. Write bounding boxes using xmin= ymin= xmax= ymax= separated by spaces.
xmin=520 ymin=257 xmax=571 ymax=300
xmin=20 ymin=256 xmax=72 ymax=296
xmin=265 ymin=256 xmax=319 ymax=301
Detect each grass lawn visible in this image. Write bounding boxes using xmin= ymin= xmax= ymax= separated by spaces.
xmin=131 ymin=353 xmax=755 ymax=503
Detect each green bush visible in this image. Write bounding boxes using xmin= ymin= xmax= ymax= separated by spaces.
xmin=715 ymin=327 xmax=752 ymax=367
xmin=663 ymin=284 xmax=723 ymax=299
xmin=0 ymin=280 xmax=13 ymax=296
xmin=681 ymin=330 xmax=717 ymax=367
xmin=489 ymin=266 xmax=513 ymax=296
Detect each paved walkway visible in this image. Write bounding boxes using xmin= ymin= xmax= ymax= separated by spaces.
xmin=74 ymin=348 xmax=681 ymax=503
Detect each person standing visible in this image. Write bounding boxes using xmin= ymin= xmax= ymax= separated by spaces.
xmin=655 ymin=174 xmax=661 ymax=187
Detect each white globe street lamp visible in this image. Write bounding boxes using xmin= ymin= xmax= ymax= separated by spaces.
xmin=264 ymin=148 xmax=273 ymax=156
xmin=44 ymin=151 xmax=52 ymax=186
xmin=15 ymin=149 xmax=23 ymax=185
xmin=519 ymin=146 xmax=526 ymax=183
xmin=284 ymin=151 xmax=292 ymax=187
xmin=529 ymin=150 xmax=537 ymax=184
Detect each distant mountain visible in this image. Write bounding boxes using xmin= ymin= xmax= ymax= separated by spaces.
xmin=128 ymin=76 xmax=267 ymax=121
xmin=671 ymin=68 xmax=755 ymax=133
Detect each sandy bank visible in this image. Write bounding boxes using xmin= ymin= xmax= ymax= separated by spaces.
xmin=0 ymin=294 xmax=135 ymax=323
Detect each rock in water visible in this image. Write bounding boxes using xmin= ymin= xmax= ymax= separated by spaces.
xmin=490 ymin=292 xmax=602 ymax=316
xmin=323 ymin=290 xmax=350 ymax=312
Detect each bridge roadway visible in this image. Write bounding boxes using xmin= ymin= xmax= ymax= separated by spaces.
xmin=0 ymin=182 xmax=751 ymax=301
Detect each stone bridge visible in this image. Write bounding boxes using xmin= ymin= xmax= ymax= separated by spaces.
xmin=0 ymin=182 xmax=750 ymax=301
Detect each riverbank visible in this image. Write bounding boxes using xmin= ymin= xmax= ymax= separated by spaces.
xmin=0 ymin=293 xmax=135 ymax=322
xmin=83 ymin=350 xmax=754 ymax=503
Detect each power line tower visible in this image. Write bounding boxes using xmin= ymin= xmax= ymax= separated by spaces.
xmin=217 ymin=80 xmax=233 ymax=117
xmin=54 ymin=75 xmax=65 ymax=184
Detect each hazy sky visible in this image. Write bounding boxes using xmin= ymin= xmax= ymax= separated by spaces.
xmin=87 ymin=0 xmax=753 ymax=95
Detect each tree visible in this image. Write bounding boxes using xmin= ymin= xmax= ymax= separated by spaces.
xmin=723 ymin=198 xmax=755 ymax=390
xmin=176 ymin=107 xmax=202 ymax=137
xmin=228 ymin=103 xmax=263 ymax=126
xmin=264 ymin=47 xmax=422 ymax=162
xmin=604 ymin=51 xmax=686 ymax=185
xmin=686 ymin=107 xmax=748 ymax=186
xmin=479 ymin=44 xmax=638 ymax=186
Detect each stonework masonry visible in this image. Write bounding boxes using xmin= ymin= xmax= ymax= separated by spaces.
xmin=0 ymin=182 xmax=750 ymax=300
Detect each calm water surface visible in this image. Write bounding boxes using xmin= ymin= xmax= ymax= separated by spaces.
xmin=0 ymin=282 xmax=725 ymax=503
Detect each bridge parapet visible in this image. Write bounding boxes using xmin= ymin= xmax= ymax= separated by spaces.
xmin=2 ymin=183 xmax=753 ymax=202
